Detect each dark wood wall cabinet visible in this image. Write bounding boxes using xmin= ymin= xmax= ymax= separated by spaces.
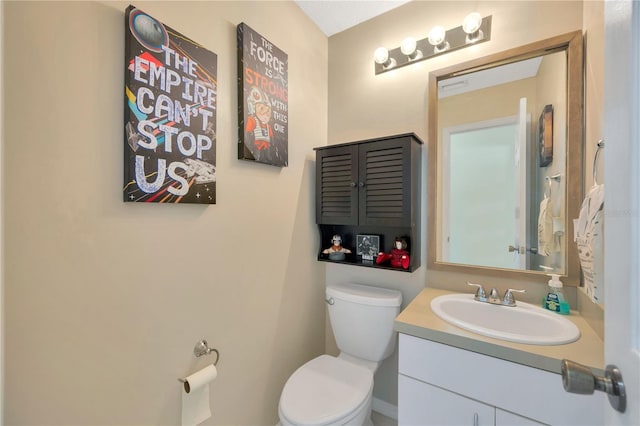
xmin=315 ymin=133 xmax=423 ymax=272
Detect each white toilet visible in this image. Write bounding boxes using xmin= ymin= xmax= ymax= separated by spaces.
xmin=278 ymin=283 xmax=402 ymax=426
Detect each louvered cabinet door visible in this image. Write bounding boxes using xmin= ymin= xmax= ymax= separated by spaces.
xmin=358 ymin=138 xmax=412 ymax=227
xmin=316 ymin=145 xmax=359 ymax=225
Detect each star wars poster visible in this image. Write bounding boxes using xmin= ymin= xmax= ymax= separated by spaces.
xmin=124 ymin=6 xmax=217 ymax=204
xmin=237 ymin=23 xmax=288 ymax=167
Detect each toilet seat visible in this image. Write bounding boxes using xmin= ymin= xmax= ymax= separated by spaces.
xmin=279 ymin=355 xmax=373 ymax=426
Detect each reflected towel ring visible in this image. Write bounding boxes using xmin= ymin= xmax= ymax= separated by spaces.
xmin=593 ymin=140 xmax=605 ymax=186
xmin=544 ymin=174 xmax=561 ymax=198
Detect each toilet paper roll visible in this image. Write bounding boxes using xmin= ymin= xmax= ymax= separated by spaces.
xmin=182 ymin=364 xmax=217 ymax=426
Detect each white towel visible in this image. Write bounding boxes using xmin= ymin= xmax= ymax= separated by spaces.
xmin=575 ymin=184 xmax=604 ymax=237
xmin=538 ymin=197 xmax=554 ymax=256
xmin=575 ymin=184 xmax=605 ymax=303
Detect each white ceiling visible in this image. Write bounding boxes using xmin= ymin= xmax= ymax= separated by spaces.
xmin=294 ymin=0 xmax=411 ymax=36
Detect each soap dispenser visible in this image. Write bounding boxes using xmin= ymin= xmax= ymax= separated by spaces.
xmin=543 ymin=274 xmax=570 ymax=315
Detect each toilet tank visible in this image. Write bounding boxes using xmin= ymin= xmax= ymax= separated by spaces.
xmin=326 ymin=283 xmax=402 ymax=362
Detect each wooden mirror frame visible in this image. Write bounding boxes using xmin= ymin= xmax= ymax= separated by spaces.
xmin=427 ymin=30 xmax=583 ymax=286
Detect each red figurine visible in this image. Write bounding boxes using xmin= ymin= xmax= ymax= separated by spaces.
xmin=376 ymin=237 xmax=410 ymax=269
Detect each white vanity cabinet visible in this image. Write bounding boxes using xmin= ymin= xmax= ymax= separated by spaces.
xmin=398 ymin=333 xmax=604 ymax=426
xmin=399 ymin=375 xmax=498 ymax=425
xmin=399 ymin=374 xmax=542 ymax=425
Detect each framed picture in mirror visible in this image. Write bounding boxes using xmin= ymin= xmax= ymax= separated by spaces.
xmin=538 ymin=104 xmax=554 ymax=167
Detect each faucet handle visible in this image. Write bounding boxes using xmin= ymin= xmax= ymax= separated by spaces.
xmin=503 ymin=288 xmax=526 ymax=306
xmin=467 ymin=282 xmax=487 ymax=301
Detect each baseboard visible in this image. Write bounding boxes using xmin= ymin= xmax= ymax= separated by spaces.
xmin=372 ymin=397 xmax=398 ymax=420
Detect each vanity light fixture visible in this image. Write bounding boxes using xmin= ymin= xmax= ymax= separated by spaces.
xmin=374 ymin=14 xmax=492 ymax=75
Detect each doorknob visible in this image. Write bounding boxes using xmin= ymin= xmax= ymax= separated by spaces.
xmin=561 ymin=359 xmax=626 ymax=413
xmin=508 ymin=245 xmax=539 ymax=254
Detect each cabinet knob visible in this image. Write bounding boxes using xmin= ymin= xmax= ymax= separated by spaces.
xmin=350 ymin=182 xmax=357 ymax=188
xmin=359 ymin=182 xmax=365 ymax=188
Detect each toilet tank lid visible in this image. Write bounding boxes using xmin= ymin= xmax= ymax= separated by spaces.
xmin=326 ymin=283 xmax=402 ymax=307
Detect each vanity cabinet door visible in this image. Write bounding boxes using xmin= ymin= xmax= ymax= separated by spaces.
xmin=398 ymin=334 xmax=602 ymax=425
xmin=496 ymin=409 xmax=546 ymax=425
xmin=398 ymin=374 xmax=495 ymax=426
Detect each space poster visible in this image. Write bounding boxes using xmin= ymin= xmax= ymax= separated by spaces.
xmin=237 ymin=23 xmax=288 ymax=167
xmin=124 ymin=6 xmax=217 ymax=204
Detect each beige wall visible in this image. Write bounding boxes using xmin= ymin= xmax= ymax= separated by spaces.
xmin=583 ymin=0 xmax=605 ymax=191
xmin=327 ymin=0 xmax=584 ymax=406
xmin=3 ymin=1 xmax=327 ymax=424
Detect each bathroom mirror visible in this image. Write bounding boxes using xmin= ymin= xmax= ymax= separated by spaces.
xmin=427 ymin=31 xmax=583 ymax=285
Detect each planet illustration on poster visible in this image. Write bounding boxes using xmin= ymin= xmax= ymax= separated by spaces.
xmin=128 ymin=9 xmax=169 ymax=53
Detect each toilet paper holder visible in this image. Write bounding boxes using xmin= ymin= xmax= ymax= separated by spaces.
xmin=193 ymin=339 xmax=219 ymax=362
xmin=178 ymin=340 xmax=219 ymax=384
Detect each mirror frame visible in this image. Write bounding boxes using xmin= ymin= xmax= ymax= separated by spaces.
xmin=427 ymin=30 xmax=583 ymax=286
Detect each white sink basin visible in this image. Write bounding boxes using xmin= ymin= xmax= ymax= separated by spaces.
xmin=430 ymin=293 xmax=580 ymax=345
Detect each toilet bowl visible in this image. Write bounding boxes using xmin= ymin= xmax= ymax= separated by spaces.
xmin=278 ymin=355 xmax=373 ymax=426
xmin=278 ymin=283 xmax=402 ymax=426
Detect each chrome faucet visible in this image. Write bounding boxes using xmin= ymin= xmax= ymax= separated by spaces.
xmin=467 ymin=282 xmax=525 ymax=307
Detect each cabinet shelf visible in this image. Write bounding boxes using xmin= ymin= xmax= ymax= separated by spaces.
xmin=317 ymin=256 xmax=415 ymax=272
xmin=315 ymin=133 xmax=423 ymax=272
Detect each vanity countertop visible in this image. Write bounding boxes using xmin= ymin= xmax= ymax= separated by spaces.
xmin=394 ymin=287 xmax=604 ymax=375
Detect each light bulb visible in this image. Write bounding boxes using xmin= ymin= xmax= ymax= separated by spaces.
xmin=463 ymin=12 xmax=484 ymax=43
xmin=373 ymin=46 xmax=396 ymax=69
xmin=427 ymin=26 xmax=446 ymax=46
xmin=400 ymin=37 xmax=417 ymax=56
xmin=428 ymin=26 xmax=449 ymax=53
xmin=400 ymin=37 xmax=422 ymax=61
xmin=374 ymin=47 xmax=389 ymax=65
xmin=463 ymin=12 xmax=482 ymax=34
